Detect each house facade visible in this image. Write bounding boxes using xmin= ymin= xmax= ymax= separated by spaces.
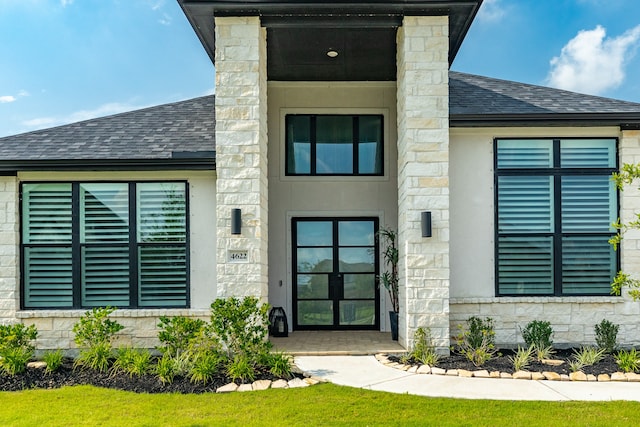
xmin=2 ymin=0 xmax=640 ymax=351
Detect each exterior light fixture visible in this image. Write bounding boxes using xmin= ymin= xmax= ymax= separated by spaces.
xmin=421 ymin=211 xmax=432 ymax=238
xmin=231 ymin=208 xmax=242 ymax=235
xmin=326 ymin=49 xmax=338 ymax=58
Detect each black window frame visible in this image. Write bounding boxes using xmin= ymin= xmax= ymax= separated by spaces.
xmin=494 ymin=137 xmax=620 ymax=297
xmin=285 ymin=114 xmax=384 ymax=176
xmin=19 ymin=180 xmax=190 ymax=310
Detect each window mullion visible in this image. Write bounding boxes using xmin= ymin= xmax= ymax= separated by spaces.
xmin=129 ymin=183 xmax=139 ymax=308
xmin=310 ymin=116 xmax=317 ymax=176
xmin=71 ymin=183 xmax=82 ymax=308
xmin=353 ymin=116 xmax=359 ymax=175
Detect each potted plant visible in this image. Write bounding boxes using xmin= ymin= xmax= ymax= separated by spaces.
xmin=378 ymin=227 xmax=399 ymax=340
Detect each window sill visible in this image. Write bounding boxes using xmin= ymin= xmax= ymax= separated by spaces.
xmin=16 ymin=308 xmax=210 ymax=319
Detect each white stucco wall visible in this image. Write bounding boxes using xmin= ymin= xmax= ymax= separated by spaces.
xmin=449 ymin=127 xmax=640 ymax=347
xmin=9 ymin=170 xmax=217 ymax=350
xmin=266 ymin=82 xmax=399 ymax=330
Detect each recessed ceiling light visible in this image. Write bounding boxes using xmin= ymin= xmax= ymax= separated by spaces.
xmin=326 ymin=49 xmax=338 ymax=58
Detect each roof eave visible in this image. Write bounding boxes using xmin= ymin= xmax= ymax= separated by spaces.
xmin=450 ymin=113 xmax=640 ymax=129
xmin=0 ymin=158 xmax=216 ymax=175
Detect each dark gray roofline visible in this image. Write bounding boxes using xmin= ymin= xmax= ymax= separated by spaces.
xmin=0 ymin=157 xmax=216 ymax=175
xmin=450 ymin=113 xmax=640 ymax=129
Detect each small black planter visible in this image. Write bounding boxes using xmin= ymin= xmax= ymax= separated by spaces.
xmin=389 ymin=311 xmax=399 ymax=341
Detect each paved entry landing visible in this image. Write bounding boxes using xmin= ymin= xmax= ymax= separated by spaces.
xmin=270 ymin=331 xmax=405 ymax=355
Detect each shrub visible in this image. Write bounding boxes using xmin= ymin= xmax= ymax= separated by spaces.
xmin=209 ymin=296 xmax=271 ymax=359
xmin=455 ymin=317 xmax=496 ymax=367
xmin=509 ymin=346 xmax=533 ymax=372
xmin=155 ymin=354 xmax=179 ymax=384
xmin=410 ymin=327 xmax=440 ymax=366
xmin=112 ymin=347 xmax=152 ymax=377
xmin=534 ymin=345 xmax=555 ymax=361
xmin=42 ymin=349 xmax=64 ymax=374
xmin=265 ymin=352 xmax=293 ymax=379
xmin=0 ymin=323 xmax=38 ymax=376
xmin=520 ymin=320 xmax=553 ymax=350
xmin=616 ymin=349 xmax=640 ymax=373
xmin=226 ymin=354 xmax=256 ymax=383
xmin=572 ymin=346 xmax=605 ymax=367
xmin=595 ymin=319 xmax=619 ymax=354
xmin=157 ymin=316 xmax=206 ymax=357
xmin=72 ymin=307 xmax=124 ymax=372
xmin=189 ymin=351 xmax=223 ymax=384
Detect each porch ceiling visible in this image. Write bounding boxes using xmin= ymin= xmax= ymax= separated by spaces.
xmin=178 ymin=1 xmax=483 ymax=80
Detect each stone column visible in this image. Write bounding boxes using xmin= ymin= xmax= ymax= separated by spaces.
xmin=214 ymin=17 xmax=269 ymax=300
xmin=619 ymin=130 xmax=640 ymax=284
xmin=396 ymin=16 xmax=450 ymax=352
xmin=0 ymin=176 xmax=19 ymax=322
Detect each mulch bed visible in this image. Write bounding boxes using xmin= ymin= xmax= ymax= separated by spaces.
xmin=0 ymin=360 xmax=302 ymax=394
xmin=390 ymin=348 xmax=621 ymax=376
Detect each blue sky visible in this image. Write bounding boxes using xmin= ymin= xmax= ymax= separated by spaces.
xmin=1 ymin=0 xmax=640 ymax=138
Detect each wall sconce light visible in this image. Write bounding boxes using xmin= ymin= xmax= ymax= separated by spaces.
xmin=421 ymin=211 xmax=432 ymax=238
xmin=231 ymin=208 xmax=242 ymax=235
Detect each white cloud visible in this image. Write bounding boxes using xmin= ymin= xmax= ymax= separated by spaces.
xmin=60 ymin=0 xmax=74 ymax=7
xmin=0 ymin=96 xmax=17 ymax=103
xmin=158 ymin=13 xmax=172 ymax=26
xmin=476 ymin=0 xmax=505 ymax=23
xmin=546 ymin=25 xmax=640 ymax=95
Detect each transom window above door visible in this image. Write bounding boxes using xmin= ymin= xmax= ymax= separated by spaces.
xmin=286 ymin=115 xmax=383 ymax=176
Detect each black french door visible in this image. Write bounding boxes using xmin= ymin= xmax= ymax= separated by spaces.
xmin=292 ymin=218 xmax=379 ymax=330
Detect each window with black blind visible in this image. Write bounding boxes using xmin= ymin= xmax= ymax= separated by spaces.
xmin=21 ymin=182 xmax=188 ymax=309
xmin=495 ymin=138 xmax=618 ymax=296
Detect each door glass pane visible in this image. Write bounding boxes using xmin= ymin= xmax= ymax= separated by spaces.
xmin=287 ymin=116 xmax=311 ymax=174
xmin=339 ymin=248 xmax=374 ymax=272
xmin=297 ymin=248 xmax=333 ymax=273
xmin=297 ymin=300 xmax=333 ymax=326
xmin=297 ymin=274 xmax=328 ymax=299
xmin=338 ymin=221 xmax=375 ymax=246
xmin=297 ymin=221 xmax=332 ymax=246
xmin=316 ymin=116 xmax=353 ymax=174
xmin=343 ymin=274 xmax=375 ymax=298
xmin=340 ymin=301 xmax=375 ymax=326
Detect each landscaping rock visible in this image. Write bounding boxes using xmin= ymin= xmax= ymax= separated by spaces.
xmin=513 ymin=371 xmax=531 ymax=380
xmin=569 ymin=371 xmax=587 ymax=381
xmin=304 ymin=378 xmax=321 ymax=386
xmin=541 ymin=359 xmax=564 ymax=367
xmin=500 ymin=372 xmax=512 ymax=379
xmin=542 ymin=371 xmax=561 ymax=381
xmin=431 ymin=367 xmax=446 ymax=375
xmin=531 ymin=372 xmax=545 ymax=381
xmin=446 ymin=369 xmax=458 ymax=376
xmin=597 ymin=374 xmax=610 ymax=382
xmin=417 ymin=365 xmax=431 ymax=374
xmin=611 ymin=372 xmax=627 ymax=382
xmin=271 ymin=379 xmax=289 ymax=389
xmin=587 ymin=375 xmax=597 ymax=382
xmin=457 ymin=369 xmax=473 ymax=378
xmin=237 ymin=384 xmax=253 ymax=392
xmin=626 ymin=373 xmax=640 ymax=382
xmin=26 ymin=361 xmax=47 ymax=369
xmin=288 ymin=378 xmax=309 ymax=388
xmin=252 ymin=380 xmax=272 ymax=391
xmin=472 ymin=370 xmax=490 ymax=378
xmin=216 ymin=383 xmax=238 ymax=393
xmin=490 ymin=371 xmax=501 ymax=378
xmin=560 ymin=374 xmax=571 ymax=381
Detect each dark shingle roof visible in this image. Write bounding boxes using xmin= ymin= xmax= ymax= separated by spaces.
xmin=0 ymin=95 xmax=216 ymax=171
xmin=450 ymin=71 xmax=640 ymax=127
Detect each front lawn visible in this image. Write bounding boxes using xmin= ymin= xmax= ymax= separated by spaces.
xmin=0 ymin=383 xmax=637 ymax=427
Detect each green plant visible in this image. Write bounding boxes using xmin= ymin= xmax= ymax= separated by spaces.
xmin=509 ymin=346 xmax=533 ymax=372
xmin=568 ymin=360 xmax=584 ymax=373
xmin=42 ymin=350 xmax=64 ymax=374
xmin=534 ymin=345 xmax=555 ymax=362
xmin=595 ymin=319 xmax=619 ymax=354
xmin=616 ymin=348 xmax=640 ymax=373
xmin=209 ymin=297 xmax=271 ymax=359
xmin=189 ymin=351 xmax=222 ymax=384
xmin=112 ymin=347 xmax=152 ymax=377
xmin=73 ymin=307 xmax=124 ymax=372
xmin=572 ymin=346 xmax=605 ymax=367
xmin=520 ymin=320 xmax=553 ymax=350
xmin=157 ymin=316 xmax=206 ymax=357
xmin=377 ymin=227 xmax=399 ymax=313
xmin=226 ymin=354 xmax=256 ymax=383
xmin=0 ymin=323 xmax=38 ymax=376
xmin=155 ymin=354 xmax=179 ymax=384
xmin=409 ymin=327 xmax=440 ymax=366
xmin=265 ymin=351 xmax=293 ymax=379
xmin=455 ymin=317 xmax=496 ymax=367
xmin=0 ymin=346 xmax=33 ymax=375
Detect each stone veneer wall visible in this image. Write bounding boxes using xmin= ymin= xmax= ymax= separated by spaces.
xmin=0 ymin=176 xmax=18 ymax=324
xmin=214 ymin=17 xmax=269 ymax=300
xmin=450 ymin=130 xmax=640 ymax=348
xmin=396 ymin=16 xmax=450 ymax=351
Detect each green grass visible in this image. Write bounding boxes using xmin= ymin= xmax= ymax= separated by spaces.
xmin=0 ymin=383 xmax=638 ymax=427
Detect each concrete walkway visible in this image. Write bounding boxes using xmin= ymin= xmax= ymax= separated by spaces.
xmin=295 ymin=355 xmax=640 ymax=401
